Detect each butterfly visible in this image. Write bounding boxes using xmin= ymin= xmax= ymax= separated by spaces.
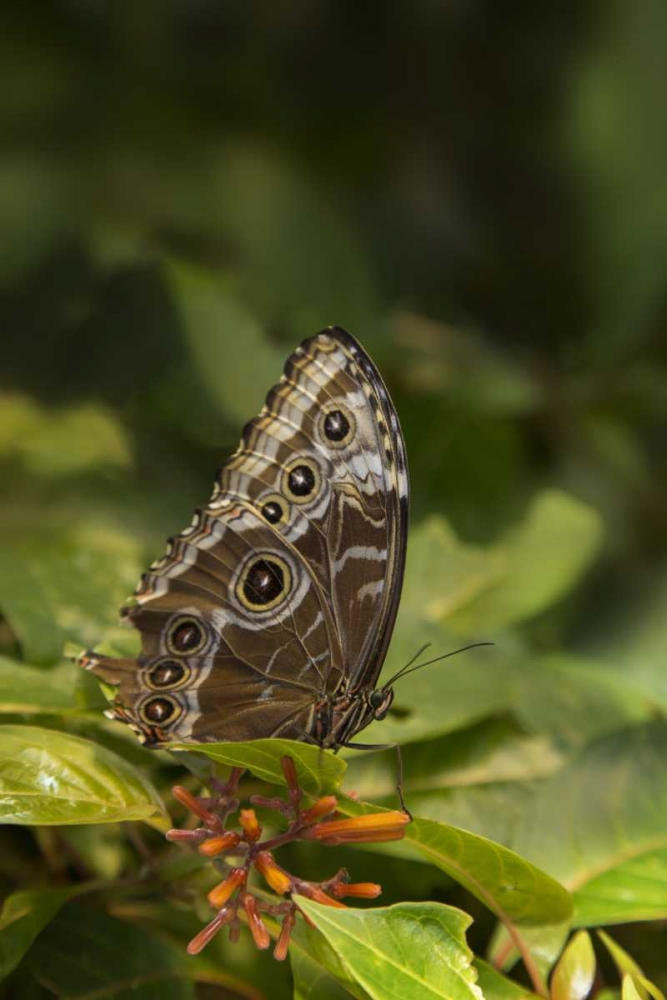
xmin=80 ymin=327 xmax=409 ymax=752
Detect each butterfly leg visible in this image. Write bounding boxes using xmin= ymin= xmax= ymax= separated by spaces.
xmin=341 ymin=741 xmax=412 ymax=819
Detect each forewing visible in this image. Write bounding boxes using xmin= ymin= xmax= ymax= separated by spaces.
xmin=216 ymin=327 xmax=409 ymax=689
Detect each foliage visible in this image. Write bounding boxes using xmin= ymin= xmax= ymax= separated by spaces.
xmin=2 ymin=2 xmax=667 ymax=998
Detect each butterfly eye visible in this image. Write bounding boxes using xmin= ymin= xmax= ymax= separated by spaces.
xmin=320 ymin=405 xmax=356 ymax=448
xmin=236 ymin=555 xmax=292 ymax=612
xmin=140 ymin=695 xmax=182 ymax=726
xmin=282 ymin=458 xmax=321 ymax=504
xmin=369 ymin=688 xmax=393 ymax=719
xmin=146 ymin=658 xmax=190 ymax=690
xmin=166 ymin=616 xmax=208 ymax=656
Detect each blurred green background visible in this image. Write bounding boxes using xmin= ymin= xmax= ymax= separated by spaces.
xmin=3 ymin=0 xmax=667 ymax=648
xmin=2 ymin=1 xmax=667 ymax=995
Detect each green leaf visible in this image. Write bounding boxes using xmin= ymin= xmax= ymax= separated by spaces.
xmin=166 ymin=260 xmax=285 ymax=425
xmin=597 ymin=932 xmax=665 ymax=1000
xmin=0 ymin=886 xmax=90 ymax=981
xmin=291 ymin=935 xmax=368 ymax=1000
xmin=296 ymin=899 xmax=480 ymax=1000
xmin=574 ymin=848 xmax=667 ymax=926
xmin=473 ymin=958 xmax=538 ymax=1000
xmin=511 ymin=654 xmax=651 ymax=750
xmin=0 ymin=657 xmax=77 ymax=716
xmin=401 ymin=814 xmax=572 ymax=928
xmin=400 ymin=493 xmax=602 ymax=634
xmin=31 ymin=904 xmax=194 ymax=999
xmin=169 ymin=738 xmax=345 ymax=797
xmin=345 ymin=717 xmax=564 ymax=804
xmin=0 ymin=524 xmax=143 ymax=664
xmin=364 ymin=619 xmax=515 ymax=747
xmin=210 ymin=143 xmax=381 ymax=338
xmin=512 ymin=721 xmax=667 ymax=926
xmin=0 ymin=725 xmax=168 ymax=829
xmin=623 ymin=978 xmax=645 ymax=1000
xmin=338 ymin=800 xmax=571 ymax=990
xmin=487 ymin=920 xmax=571 ymax=985
xmin=596 ymin=930 xmax=643 ymax=982
xmin=550 ymin=931 xmax=595 ymax=1000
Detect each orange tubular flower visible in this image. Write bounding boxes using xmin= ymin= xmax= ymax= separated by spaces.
xmin=307 ymin=811 xmax=410 ymax=844
xmin=296 ymin=884 xmax=347 ymax=908
xmin=239 ymin=808 xmax=261 ymax=842
xmin=198 ymin=831 xmax=242 ymax=857
xmin=172 ymin=785 xmax=216 ymax=824
xmin=187 ymin=907 xmax=233 ymax=955
xmin=254 ymin=851 xmax=293 ymax=895
xmin=207 ymin=867 xmax=247 ymax=910
xmin=273 ymin=910 xmax=296 ymax=962
xmin=242 ymin=894 xmax=271 ymax=950
xmin=331 ymin=881 xmax=382 ymax=899
xmin=298 ymin=796 xmax=339 ymax=825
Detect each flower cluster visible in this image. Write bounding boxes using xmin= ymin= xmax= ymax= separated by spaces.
xmin=166 ymin=756 xmax=410 ymax=960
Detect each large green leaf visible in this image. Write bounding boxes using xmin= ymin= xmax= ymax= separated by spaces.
xmin=292 ymin=949 xmax=363 ymax=1000
xmin=361 ymin=619 xmax=515 ymax=748
xmin=0 ymin=885 xmax=91 ymax=982
xmin=166 ymin=260 xmax=284 ymax=426
xmin=513 ymin=721 xmax=667 ymax=926
xmin=0 ymin=725 xmax=168 ymax=829
xmin=31 ymin=905 xmax=194 ymax=999
xmin=0 ymin=657 xmax=78 ymax=716
xmin=473 ymin=958 xmax=538 ymax=1000
xmin=169 ymin=738 xmax=345 ymax=798
xmin=338 ymin=799 xmax=571 ymax=991
xmin=209 ymin=143 xmax=381 ymax=338
xmin=345 ymin=717 xmax=564 ymax=804
xmin=0 ymin=394 xmax=132 ymax=478
xmin=0 ymin=524 xmax=143 ymax=664
xmin=574 ymin=848 xmax=667 ymax=926
xmin=398 ymin=494 xmax=602 ymax=634
xmin=402 ymin=814 xmax=572 ymax=927
xmin=296 ymin=900 xmax=480 ymax=1000
xmin=291 ymin=922 xmax=369 ymax=1000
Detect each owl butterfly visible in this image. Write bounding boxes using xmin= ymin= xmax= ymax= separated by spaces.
xmin=81 ymin=327 xmax=409 ymax=753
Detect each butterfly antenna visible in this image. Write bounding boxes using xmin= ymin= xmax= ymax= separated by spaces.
xmin=385 ymin=642 xmax=494 ymax=687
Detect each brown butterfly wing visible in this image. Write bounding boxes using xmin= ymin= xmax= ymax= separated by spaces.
xmin=82 ymin=327 xmax=408 ymax=746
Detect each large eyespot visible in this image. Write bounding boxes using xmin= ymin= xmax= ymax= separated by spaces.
xmin=146 ymin=658 xmax=191 ymax=691
xmin=319 ymin=404 xmax=355 ymax=448
xmin=260 ymin=493 xmax=288 ymax=526
xmin=139 ymin=695 xmax=182 ymax=726
xmin=166 ymin=616 xmax=207 ymax=656
xmin=282 ymin=458 xmax=321 ymax=505
xmin=236 ymin=554 xmax=292 ymax=611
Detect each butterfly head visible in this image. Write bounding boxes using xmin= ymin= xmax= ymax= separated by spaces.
xmin=367 ymin=686 xmax=394 ymax=721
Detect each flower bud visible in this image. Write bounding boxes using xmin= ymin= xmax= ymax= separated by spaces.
xmin=254 ymin=851 xmax=292 ymax=895
xmin=239 ymin=808 xmax=261 ymax=842
xmin=299 ymin=796 xmax=338 ymax=825
xmin=207 ymin=867 xmax=247 ymax=909
xmin=198 ymin=831 xmax=241 ymax=857
xmin=296 ymin=884 xmax=346 ymax=908
xmin=242 ymin=894 xmax=270 ymax=950
xmin=331 ymin=881 xmax=382 ymax=899
xmin=187 ymin=907 xmax=233 ymax=954
xmin=274 ymin=910 xmax=296 ymax=962
xmin=172 ymin=785 xmax=220 ymax=828
xmin=308 ymin=811 xmax=409 ymax=844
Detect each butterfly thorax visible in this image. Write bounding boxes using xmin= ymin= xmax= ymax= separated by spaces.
xmin=312 ymin=685 xmax=394 ymax=750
